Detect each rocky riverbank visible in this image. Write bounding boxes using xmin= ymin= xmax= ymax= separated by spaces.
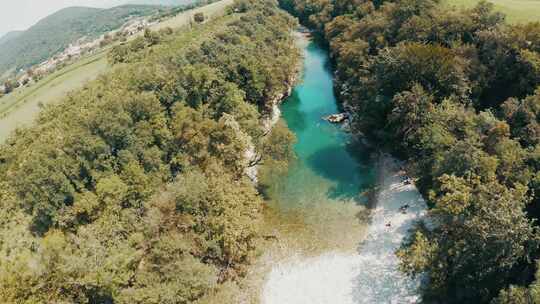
xmin=244 ymin=30 xmax=305 ymax=183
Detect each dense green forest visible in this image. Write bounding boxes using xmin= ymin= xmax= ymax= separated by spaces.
xmin=0 ymin=0 xmax=299 ymax=302
xmin=0 ymin=5 xmax=164 ymax=75
xmin=280 ymin=0 xmax=540 ymax=302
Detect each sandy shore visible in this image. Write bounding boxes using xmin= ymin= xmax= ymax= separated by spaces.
xmin=260 ymin=155 xmax=427 ymax=304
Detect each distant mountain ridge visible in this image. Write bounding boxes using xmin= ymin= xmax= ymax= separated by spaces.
xmin=0 ymin=4 xmax=164 ymax=75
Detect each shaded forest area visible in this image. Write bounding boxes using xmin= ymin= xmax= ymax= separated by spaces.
xmin=280 ymin=0 xmax=540 ymax=302
xmin=0 ymin=0 xmax=299 ymax=303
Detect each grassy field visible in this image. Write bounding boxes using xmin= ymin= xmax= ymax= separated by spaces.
xmin=446 ymin=0 xmax=540 ymax=24
xmin=0 ymin=0 xmax=233 ymax=143
xmin=0 ymin=53 xmax=109 ymax=141
xmin=0 ymin=52 xmax=108 ymax=116
xmin=151 ymin=0 xmax=233 ymax=30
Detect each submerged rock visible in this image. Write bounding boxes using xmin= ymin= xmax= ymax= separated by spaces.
xmin=341 ymin=119 xmax=351 ymax=132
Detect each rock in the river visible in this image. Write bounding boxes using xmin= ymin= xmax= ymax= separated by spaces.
xmin=324 ymin=113 xmax=349 ymax=123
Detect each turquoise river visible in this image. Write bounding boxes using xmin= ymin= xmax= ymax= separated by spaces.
xmin=260 ymin=37 xmax=427 ymax=303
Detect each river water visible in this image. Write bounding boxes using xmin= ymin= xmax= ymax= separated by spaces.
xmin=259 ymin=38 xmax=427 ymax=303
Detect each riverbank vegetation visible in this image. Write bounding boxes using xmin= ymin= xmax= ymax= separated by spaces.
xmin=280 ymin=0 xmax=540 ymax=302
xmin=0 ymin=0 xmax=299 ymax=302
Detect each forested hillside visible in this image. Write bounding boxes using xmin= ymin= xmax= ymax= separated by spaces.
xmin=0 ymin=0 xmax=299 ymax=302
xmin=0 ymin=5 xmax=163 ymax=75
xmin=0 ymin=31 xmax=23 ymax=46
xmin=280 ymin=0 xmax=540 ymax=302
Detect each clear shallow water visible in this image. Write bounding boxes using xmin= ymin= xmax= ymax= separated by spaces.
xmin=267 ymin=41 xmax=376 ymax=209
xmin=261 ymin=40 xmax=426 ymax=303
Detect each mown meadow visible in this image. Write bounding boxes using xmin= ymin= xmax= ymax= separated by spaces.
xmin=447 ymin=0 xmax=540 ymax=24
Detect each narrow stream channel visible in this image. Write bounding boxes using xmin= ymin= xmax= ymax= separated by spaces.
xmin=260 ymin=36 xmax=427 ymax=303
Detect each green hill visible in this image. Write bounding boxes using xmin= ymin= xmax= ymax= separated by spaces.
xmin=0 ymin=5 xmax=163 ymax=75
xmin=0 ymin=31 xmax=23 ymax=46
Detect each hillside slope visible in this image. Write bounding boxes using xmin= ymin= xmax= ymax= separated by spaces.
xmin=0 ymin=31 xmax=23 ymax=46
xmin=0 ymin=5 xmax=162 ymax=75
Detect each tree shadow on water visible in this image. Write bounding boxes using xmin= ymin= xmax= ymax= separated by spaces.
xmin=281 ymin=90 xmax=308 ymax=132
xmin=306 ymin=143 xmax=376 ymax=204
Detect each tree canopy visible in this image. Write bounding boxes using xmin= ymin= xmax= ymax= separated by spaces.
xmin=0 ymin=0 xmax=299 ymax=302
